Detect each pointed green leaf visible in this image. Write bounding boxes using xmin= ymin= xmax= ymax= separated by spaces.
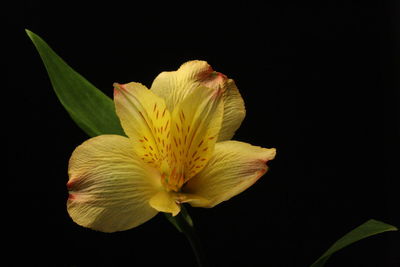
xmin=26 ymin=29 xmax=124 ymax=137
xmin=310 ymin=219 xmax=398 ymax=267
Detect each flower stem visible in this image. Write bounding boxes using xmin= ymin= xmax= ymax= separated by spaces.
xmin=174 ymin=206 xmax=208 ymax=267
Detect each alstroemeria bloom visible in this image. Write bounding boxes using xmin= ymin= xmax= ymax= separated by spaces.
xmin=67 ymin=61 xmax=276 ymax=232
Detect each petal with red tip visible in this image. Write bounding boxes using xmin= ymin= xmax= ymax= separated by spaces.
xmin=150 ymin=60 xmax=245 ymax=141
xmin=67 ymin=135 xmax=162 ymax=232
xmin=183 ymin=141 xmax=276 ymax=208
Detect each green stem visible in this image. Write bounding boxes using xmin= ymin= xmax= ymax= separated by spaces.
xmin=174 ymin=207 xmax=208 ymax=267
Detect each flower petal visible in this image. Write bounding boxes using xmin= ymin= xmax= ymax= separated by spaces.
xmin=150 ymin=61 xmax=213 ymax=110
xmin=67 ymin=135 xmax=162 ymax=232
xmin=183 ymin=141 xmax=276 ymax=208
xmin=218 ymin=79 xmax=246 ymax=141
xmin=150 ymin=60 xmax=245 ymax=141
xmin=114 ymin=82 xmax=171 ymax=169
xmin=162 ymin=85 xmax=224 ymax=191
xmin=149 ymin=191 xmax=181 ymax=216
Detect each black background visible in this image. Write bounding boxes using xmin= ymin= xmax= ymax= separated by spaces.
xmin=8 ymin=1 xmax=399 ymax=266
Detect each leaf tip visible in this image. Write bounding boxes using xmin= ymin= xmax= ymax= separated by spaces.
xmin=25 ymin=29 xmax=34 ymax=38
xmin=25 ymin=29 xmax=39 ymax=44
xmin=369 ymin=219 xmax=398 ymax=231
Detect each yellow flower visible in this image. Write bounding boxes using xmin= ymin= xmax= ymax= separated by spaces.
xmin=67 ymin=60 xmax=276 ymax=232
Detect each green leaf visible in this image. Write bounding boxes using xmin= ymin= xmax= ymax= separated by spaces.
xmin=25 ymin=29 xmax=124 ymax=137
xmin=310 ymin=219 xmax=398 ymax=267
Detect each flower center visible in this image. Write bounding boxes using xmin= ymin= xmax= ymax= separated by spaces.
xmin=159 ymin=154 xmax=195 ymax=192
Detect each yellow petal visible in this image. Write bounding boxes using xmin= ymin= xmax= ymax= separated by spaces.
xmin=150 ymin=60 xmax=245 ymax=141
xmin=217 ymin=79 xmax=246 ymax=141
xmin=149 ymin=191 xmax=181 ymax=216
xmin=150 ymin=60 xmax=213 ymax=111
xmin=173 ymin=192 xmax=210 ymax=207
xmin=149 ymin=191 xmax=209 ymax=215
xmin=67 ymin=135 xmax=162 ymax=232
xmin=163 ymin=85 xmax=224 ymax=191
xmin=114 ymin=82 xmax=171 ymax=169
xmin=183 ymin=141 xmax=276 ymax=208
